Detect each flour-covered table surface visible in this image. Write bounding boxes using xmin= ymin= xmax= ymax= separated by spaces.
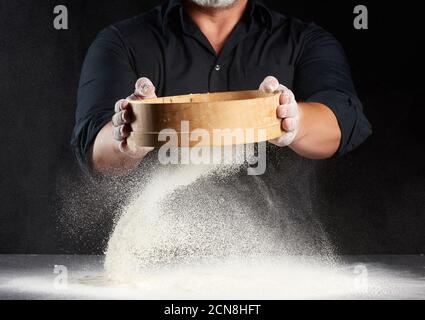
xmin=0 ymin=255 xmax=424 ymax=300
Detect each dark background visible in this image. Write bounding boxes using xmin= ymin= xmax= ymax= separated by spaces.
xmin=0 ymin=0 xmax=424 ymax=255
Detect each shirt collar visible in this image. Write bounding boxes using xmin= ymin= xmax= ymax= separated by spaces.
xmin=247 ymin=0 xmax=275 ymax=31
xmin=161 ymin=0 xmax=275 ymax=34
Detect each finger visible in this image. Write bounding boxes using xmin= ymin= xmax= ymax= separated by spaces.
xmin=112 ymin=110 xmax=130 ymax=127
xmin=277 ymin=103 xmax=298 ymax=119
xmin=277 ymin=86 xmax=295 ymax=105
xmin=127 ymin=93 xmax=157 ymax=101
xmin=281 ymin=117 xmax=298 ymax=132
xmin=269 ymin=132 xmax=296 ymax=148
xmin=134 ymin=77 xmax=157 ymax=99
xmin=113 ymin=124 xmax=131 ymax=141
xmin=129 ymin=89 xmax=157 ymax=101
xmin=259 ymin=76 xmax=280 ymax=93
xmin=114 ymin=99 xmax=129 ymax=113
xmin=119 ymin=140 xmax=155 ymax=157
xmin=118 ymin=140 xmax=128 ymax=153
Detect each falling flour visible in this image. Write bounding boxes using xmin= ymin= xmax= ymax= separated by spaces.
xmin=49 ymin=149 xmax=422 ymax=299
xmin=104 ymin=146 xmax=336 ymax=287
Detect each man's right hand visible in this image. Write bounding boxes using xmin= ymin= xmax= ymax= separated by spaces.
xmin=91 ymin=77 xmax=157 ymax=176
xmin=111 ymin=77 xmax=157 ymax=158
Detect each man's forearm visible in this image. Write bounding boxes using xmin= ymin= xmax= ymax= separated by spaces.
xmin=290 ymin=102 xmax=341 ymax=159
xmin=91 ymin=122 xmax=145 ymax=176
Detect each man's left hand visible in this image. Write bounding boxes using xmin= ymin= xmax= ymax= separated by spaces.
xmin=259 ymin=76 xmax=301 ymax=147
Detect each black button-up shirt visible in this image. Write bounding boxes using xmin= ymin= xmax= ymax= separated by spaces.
xmin=71 ymin=0 xmax=372 ymax=170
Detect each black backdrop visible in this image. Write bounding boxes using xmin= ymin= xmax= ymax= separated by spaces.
xmin=0 ymin=0 xmax=424 ymax=254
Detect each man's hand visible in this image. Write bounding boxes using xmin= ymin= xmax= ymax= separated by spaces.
xmin=111 ymin=77 xmax=157 ymax=158
xmin=259 ymin=76 xmax=341 ymax=159
xmin=259 ymin=76 xmax=301 ymax=147
xmin=91 ymin=77 xmax=157 ymax=175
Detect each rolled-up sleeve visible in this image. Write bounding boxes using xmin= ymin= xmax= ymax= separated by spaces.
xmin=70 ymin=26 xmax=137 ymax=173
xmin=294 ymin=23 xmax=372 ymax=156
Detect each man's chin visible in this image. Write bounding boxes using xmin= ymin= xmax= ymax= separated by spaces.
xmin=188 ymin=0 xmax=239 ymax=9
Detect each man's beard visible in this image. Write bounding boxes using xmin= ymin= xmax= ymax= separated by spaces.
xmin=189 ymin=0 xmax=238 ymax=9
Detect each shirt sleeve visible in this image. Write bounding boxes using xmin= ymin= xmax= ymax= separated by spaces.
xmin=293 ymin=23 xmax=372 ymax=157
xmin=70 ymin=26 xmax=138 ymax=174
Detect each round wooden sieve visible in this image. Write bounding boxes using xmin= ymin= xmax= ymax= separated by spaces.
xmin=127 ymin=90 xmax=283 ymax=148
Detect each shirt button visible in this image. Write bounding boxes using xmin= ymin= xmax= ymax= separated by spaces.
xmin=214 ymin=64 xmax=221 ymax=71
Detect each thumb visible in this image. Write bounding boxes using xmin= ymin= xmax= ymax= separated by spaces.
xmin=134 ymin=77 xmax=157 ymax=99
xmin=259 ymin=76 xmax=280 ymax=93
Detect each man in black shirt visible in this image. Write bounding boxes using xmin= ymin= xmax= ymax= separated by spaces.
xmin=72 ymin=0 xmax=371 ymax=175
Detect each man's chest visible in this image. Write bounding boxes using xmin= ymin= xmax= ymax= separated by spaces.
xmin=135 ymin=32 xmax=296 ymax=97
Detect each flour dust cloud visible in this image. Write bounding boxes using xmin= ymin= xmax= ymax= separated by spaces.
xmin=105 ymin=146 xmax=335 ymax=287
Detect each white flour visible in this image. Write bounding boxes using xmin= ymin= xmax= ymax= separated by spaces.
xmin=105 ymin=164 xmax=217 ymax=279
xmin=46 ymin=151 xmax=422 ymax=299
xmin=4 ymin=256 xmax=423 ymax=299
xmin=104 ymin=146 xmax=335 ymax=289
